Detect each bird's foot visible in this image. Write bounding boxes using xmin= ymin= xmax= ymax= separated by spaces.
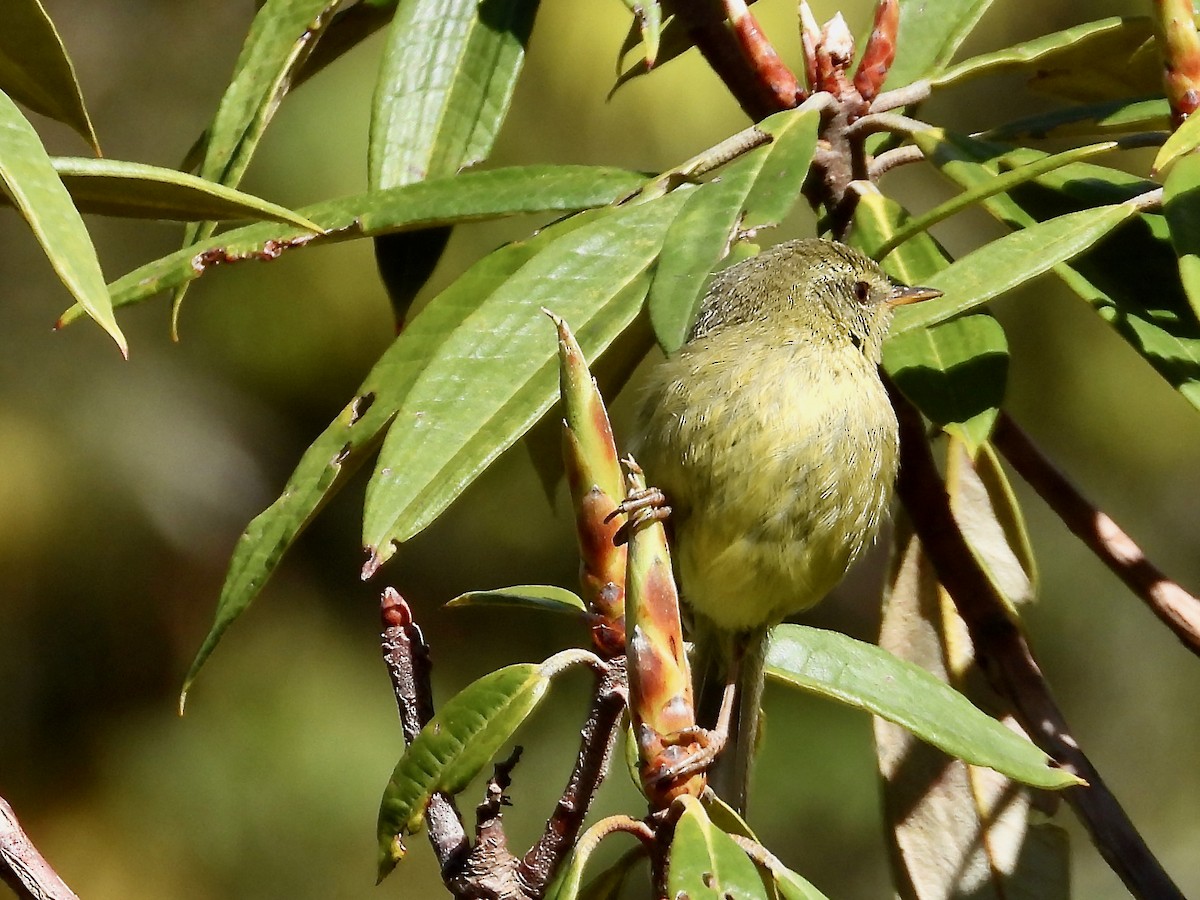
xmin=644 ymin=726 xmax=727 ymax=786
xmin=607 ymin=485 xmax=671 ymax=545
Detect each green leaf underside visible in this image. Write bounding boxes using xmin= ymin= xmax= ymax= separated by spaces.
xmin=986 ymin=96 xmax=1166 ymax=141
xmin=649 ymin=106 xmax=819 ymax=352
xmin=765 ymin=626 xmax=1079 ymax=790
xmin=3 ymin=157 xmax=322 ymax=225
xmin=890 ymin=203 xmax=1138 ymax=336
xmin=667 ymin=797 xmax=770 ymax=900
xmin=884 ymin=0 xmax=995 ymax=89
xmin=1162 ymin=155 xmax=1200 ymax=322
xmin=361 ymin=190 xmax=689 ymax=572
xmin=369 ymin=0 xmax=537 ymax=187
xmin=0 ymin=90 xmax=124 ymax=353
xmin=932 ymin=16 xmax=1156 ymax=100
xmin=180 ymin=204 xmax=618 ymax=698
xmin=0 ymin=0 xmax=98 ymax=150
xmin=376 ymin=663 xmax=550 ymax=879
xmin=59 ymin=165 xmax=646 ymax=325
xmin=446 ymin=584 xmax=588 ymax=615
xmin=854 ymin=192 xmax=1008 ymax=449
xmin=922 ymin=131 xmax=1200 ymax=409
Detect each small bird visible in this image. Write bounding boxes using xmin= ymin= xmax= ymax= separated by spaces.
xmin=632 ymin=237 xmax=939 ymax=811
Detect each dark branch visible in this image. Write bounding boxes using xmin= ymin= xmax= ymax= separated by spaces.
xmin=993 ymin=414 xmax=1200 ymax=658
xmin=890 ymin=391 xmax=1185 ymax=900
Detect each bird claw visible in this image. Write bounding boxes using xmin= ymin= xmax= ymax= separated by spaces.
xmin=607 ymin=486 xmax=672 ymax=545
xmin=645 ymin=726 xmax=726 ymax=785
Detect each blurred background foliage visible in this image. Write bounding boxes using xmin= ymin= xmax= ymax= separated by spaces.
xmin=1 ymin=1 xmax=1198 ymax=898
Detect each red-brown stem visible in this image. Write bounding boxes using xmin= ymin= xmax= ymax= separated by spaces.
xmin=993 ymin=414 xmax=1200 ymax=658
xmin=724 ymin=0 xmax=805 ymax=106
xmin=853 ymin=0 xmax=900 ymax=103
xmin=0 ymin=797 xmax=79 ymax=900
xmin=890 ymin=391 xmax=1185 ymax=900
xmin=1154 ymin=0 xmax=1200 ymax=125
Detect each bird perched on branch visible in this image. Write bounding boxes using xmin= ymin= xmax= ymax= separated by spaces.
xmin=632 ymin=237 xmax=939 ymax=811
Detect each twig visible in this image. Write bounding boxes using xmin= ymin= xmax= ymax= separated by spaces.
xmin=869 ymin=79 xmax=932 ymax=113
xmin=844 ymin=110 xmax=930 ymax=140
xmin=0 ymin=796 xmax=79 ymax=900
xmin=993 ymin=414 xmax=1200 ymax=658
xmin=379 ymin=588 xmax=469 ymax=875
xmin=890 ymin=389 xmax=1185 ymax=900
xmin=519 ymin=656 xmax=630 ymax=895
xmin=868 ymin=144 xmax=924 ymax=179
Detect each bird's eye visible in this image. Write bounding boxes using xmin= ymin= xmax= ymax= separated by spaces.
xmin=853 ymin=280 xmax=871 ymax=304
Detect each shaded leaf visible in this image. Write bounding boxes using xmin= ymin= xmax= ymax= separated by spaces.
xmin=1163 ymin=153 xmax=1200 ymax=322
xmin=649 ymin=105 xmax=819 ymax=351
xmin=446 ymin=584 xmax=588 ymax=615
xmin=851 ymin=191 xmax=1007 ymax=450
xmin=180 ymin=206 xmax=613 ymax=700
xmin=545 ymin=825 xmax=644 ymax=900
xmin=667 ymin=796 xmax=770 ymax=900
xmin=986 ymin=97 xmax=1168 ymax=141
xmin=5 ymin=156 xmax=323 ymax=225
xmin=361 ymin=191 xmax=689 ymax=574
xmin=0 ymin=0 xmax=98 ymax=151
xmin=884 ymin=0 xmax=995 ymax=88
xmin=376 ymin=649 xmax=594 ymax=880
xmin=0 ymin=90 xmax=124 ymax=354
xmin=932 ymin=16 xmax=1158 ymax=103
xmin=876 ymin=519 xmax=1070 ymax=900
xmin=765 ymin=625 xmax=1081 ymax=790
xmin=59 ymin=165 xmax=646 ymax=326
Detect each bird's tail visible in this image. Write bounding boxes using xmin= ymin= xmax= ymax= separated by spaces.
xmin=691 ymin=620 xmax=769 ymax=815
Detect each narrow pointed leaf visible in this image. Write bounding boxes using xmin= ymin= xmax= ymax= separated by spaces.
xmin=1155 ymin=113 xmax=1200 ymax=175
xmin=377 ymin=656 xmax=560 ymax=879
xmin=852 ymin=192 xmax=1007 ymax=450
xmin=667 ymin=796 xmax=770 ymax=900
xmin=931 ymin=16 xmax=1157 ymax=101
xmin=546 ymin=825 xmax=643 ymax=900
xmin=883 ymin=0 xmax=995 ymax=88
xmin=362 ymin=192 xmax=689 ymax=572
xmin=0 ymin=90 xmax=124 ymax=354
xmin=1163 ymin=154 xmax=1200 ymax=321
xmin=58 ymin=165 xmax=645 ymax=326
xmin=181 ymin=208 xmax=612 ymax=699
xmin=766 ymin=625 xmax=1081 ymax=789
xmin=649 ymin=106 xmax=819 ymax=351
xmin=9 ymin=157 xmax=323 ymax=225
xmin=0 ymin=0 xmax=98 ymax=151
xmin=446 ymin=584 xmax=588 ymax=615
xmin=890 ymin=203 xmax=1139 ymax=336
xmin=986 ymin=97 xmax=1168 ymax=141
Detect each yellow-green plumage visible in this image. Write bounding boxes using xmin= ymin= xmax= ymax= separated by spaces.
xmin=633 ymin=238 xmax=927 ymax=810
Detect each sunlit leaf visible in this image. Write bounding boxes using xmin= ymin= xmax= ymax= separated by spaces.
xmin=1163 ymin=153 xmax=1200 ymax=322
xmin=1 ymin=157 xmax=322 ymax=225
xmin=884 ymin=0 xmax=995 ymax=88
xmin=0 ymin=90 xmax=124 ymax=354
xmin=667 ymin=796 xmax=770 ymax=900
xmin=446 ymin=584 xmax=588 ymax=615
xmin=0 ymin=0 xmax=98 ymax=151
xmin=361 ymin=191 xmax=689 ymax=574
xmin=765 ymin=625 xmax=1081 ymax=790
xmin=58 ymin=165 xmax=646 ymax=326
xmin=376 ymin=648 xmax=595 ymax=880
xmin=180 ymin=206 xmax=614 ymax=700
xmin=649 ymin=105 xmax=819 ymax=351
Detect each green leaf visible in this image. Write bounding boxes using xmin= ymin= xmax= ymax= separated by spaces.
xmin=884 ymin=0 xmax=995 ymax=88
xmin=1156 ymin=113 xmax=1200 ymax=176
xmin=0 ymin=0 xmax=98 ymax=151
xmin=180 ymin=207 xmax=612 ymax=701
xmin=361 ymin=191 xmax=689 ymax=574
xmin=1163 ymin=154 xmax=1200 ymax=322
xmin=891 ymin=203 xmax=1139 ymax=336
xmin=6 ymin=157 xmax=323 ymax=225
xmin=932 ymin=16 xmax=1158 ymax=102
xmin=648 ymin=106 xmax=819 ymax=351
xmin=667 ymin=796 xmax=770 ymax=900
xmin=446 ymin=584 xmax=588 ymax=615
xmin=766 ymin=625 xmax=1080 ymax=790
xmin=986 ymin=97 xmax=1168 ymax=141
xmin=0 ymin=90 xmax=124 ymax=354
xmin=546 ymin=825 xmax=644 ymax=900
xmin=851 ymin=192 xmax=1007 ymax=450
xmin=369 ymin=0 xmax=537 ymax=187
xmin=174 ymin=0 xmax=343 ymax=327
xmin=376 ymin=650 xmax=591 ymax=881
xmin=58 ymin=165 xmax=646 ymax=326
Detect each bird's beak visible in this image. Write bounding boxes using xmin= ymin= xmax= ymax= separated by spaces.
xmin=887 ymin=284 xmax=942 ymax=309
